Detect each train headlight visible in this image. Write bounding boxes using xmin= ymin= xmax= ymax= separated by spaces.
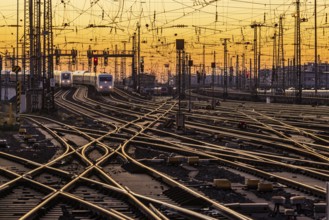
xmin=100 ymin=86 xmax=103 ymax=89
xmin=61 ymin=80 xmax=65 ymax=83
xmin=67 ymin=80 xmax=71 ymax=83
xmin=109 ymin=86 xmax=112 ymax=89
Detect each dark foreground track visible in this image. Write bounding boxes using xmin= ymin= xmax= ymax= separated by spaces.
xmin=1 ymin=86 xmax=328 ymax=220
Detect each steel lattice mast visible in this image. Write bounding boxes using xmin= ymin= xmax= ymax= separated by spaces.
xmin=23 ymin=0 xmax=54 ymax=112
xmin=295 ymin=0 xmax=302 ymax=103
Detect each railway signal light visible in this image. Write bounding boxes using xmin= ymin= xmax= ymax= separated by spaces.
xmin=72 ymin=49 xmax=77 ymax=65
xmin=103 ymin=50 xmax=109 ymax=66
xmin=93 ymin=57 xmax=98 ymax=66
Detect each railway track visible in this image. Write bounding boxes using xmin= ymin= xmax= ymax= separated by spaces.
xmin=1 ymin=87 xmax=250 ymax=219
xmin=1 ymin=86 xmax=328 ymax=219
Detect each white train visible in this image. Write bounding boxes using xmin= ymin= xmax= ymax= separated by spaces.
xmin=54 ymin=70 xmax=73 ymax=88
xmin=54 ymin=70 xmax=114 ymax=92
xmin=95 ymin=73 xmax=114 ymax=93
xmin=1 ymin=70 xmax=30 ymax=83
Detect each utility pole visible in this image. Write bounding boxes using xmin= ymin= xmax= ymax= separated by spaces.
xmin=249 ymin=58 xmax=252 ymax=91
xmin=176 ymin=39 xmax=185 ymax=130
xmin=271 ymin=31 xmax=277 ymax=94
xmin=253 ymin=24 xmax=258 ymax=94
xmin=132 ymin=33 xmax=137 ymax=90
xmin=121 ymin=41 xmax=127 ymax=82
xmin=314 ymin=0 xmax=318 ymax=95
xmin=287 ymin=58 xmax=290 ymax=87
xmin=16 ymin=0 xmax=19 ymax=67
xmin=137 ymin=23 xmax=141 ymax=92
xmin=235 ymin=55 xmax=239 ymax=89
xmin=188 ymin=56 xmax=193 ymax=112
xmin=211 ymin=51 xmax=216 ymax=108
xmin=241 ymin=54 xmax=245 ymax=90
xmin=181 ymin=51 xmax=186 ymax=99
xmin=278 ymin=15 xmax=285 ymax=92
xmin=0 ymin=56 xmax=2 ymax=102
xmin=202 ymin=44 xmax=206 ymax=85
xmin=296 ymin=0 xmax=302 ymax=103
xmin=294 ymin=0 xmax=307 ymax=103
xmin=221 ymin=38 xmax=230 ymax=99
xmin=258 ymin=26 xmax=262 ymax=90
xmin=251 ymin=22 xmax=263 ymax=96
xmin=23 ymin=0 xmax=54 ymax=112
xmin=115 ymin=44 xmax=118 ymax=84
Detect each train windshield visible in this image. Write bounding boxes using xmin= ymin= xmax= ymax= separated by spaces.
xmin=99 ymin=76 xmax=112 ymax=82
xmin=61 ymin=73 xmax=71 ymax=79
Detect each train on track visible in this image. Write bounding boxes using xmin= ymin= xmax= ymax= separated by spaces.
xmin=1 ymin=70 xmax=30 ymax=83
xmin=54 ymin=70 xmax=114 ymax=93
xmin=54 ymin=70 xmax=73 ymax=88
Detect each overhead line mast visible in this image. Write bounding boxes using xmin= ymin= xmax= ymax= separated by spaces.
xmin=314 ymin=0 xmax=318 ymax=95
xmin=23 ymin=0 xmax=54 ymax=112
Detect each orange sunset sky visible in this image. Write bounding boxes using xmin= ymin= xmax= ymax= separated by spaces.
xmin=0 ymin=0 xmax=328 ymax=80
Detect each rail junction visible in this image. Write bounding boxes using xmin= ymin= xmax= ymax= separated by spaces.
xmin=0 ymin=85 xmax=329 ymax=220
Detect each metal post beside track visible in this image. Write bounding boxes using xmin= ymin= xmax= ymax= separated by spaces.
xmin=176 ymin=39 xmax=185 ymax=130
xmin=188 ymin=57 xmax=193 ymax=112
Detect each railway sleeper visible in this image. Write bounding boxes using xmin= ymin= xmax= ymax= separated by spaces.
xmin=225 ymin=203 xmax=270 ymax=214
xmin=163 ymin=186 xmax=210 ymax=207
xmin=215 ymin=160 xmax=326 ymax=198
